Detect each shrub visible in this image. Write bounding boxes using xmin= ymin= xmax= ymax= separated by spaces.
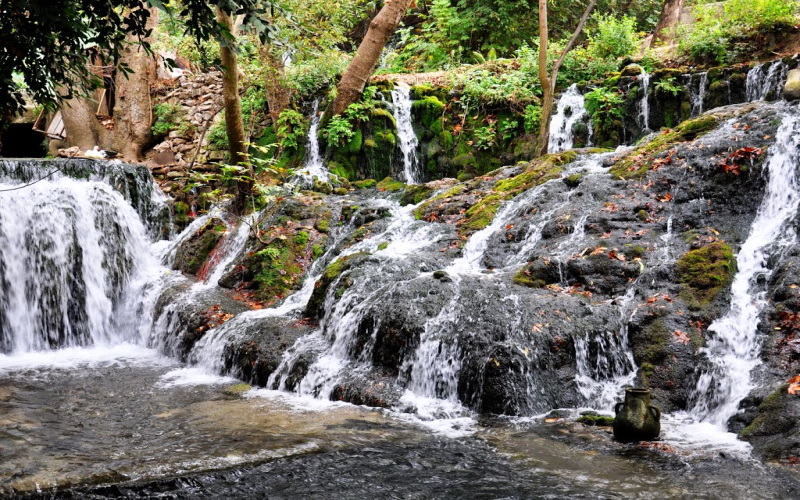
xmin=589 ymin=14 xmax=640 ymax=60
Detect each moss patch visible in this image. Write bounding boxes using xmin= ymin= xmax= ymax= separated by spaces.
xmin=677 ymin=241 xmax=736 ymax=309
xmin=577 ymin=414 xmax=615 ymax=426
xmin=377 ymin=177 xmax=405 ymax=192
xmin=400 ymin=184 xmax=434 ymax=206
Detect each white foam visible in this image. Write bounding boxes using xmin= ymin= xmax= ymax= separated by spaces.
xmin=157 ymin=367 xmax=239 ymax=388
xmin=0 ymin=343 xmax=169 ymax=374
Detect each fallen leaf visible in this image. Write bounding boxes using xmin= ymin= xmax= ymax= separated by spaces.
xmin=674 ymin=330 xmax=691 ymax=344
xmin=789 ymin=375 xmax=800 ymax=395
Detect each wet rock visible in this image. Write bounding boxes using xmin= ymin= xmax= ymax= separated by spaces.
xmin=172 ymin=217 xmax=226 ymax=275
xmin=740 ymin=384 xmax=800 ymax=460
xmin=783 ymin=69 xmax=800 ymax=101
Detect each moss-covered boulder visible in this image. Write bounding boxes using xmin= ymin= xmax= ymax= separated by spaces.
xmin=677 ymin=241 xmax=736 ymax=310
xmin=784 ymin=68 xmax=800 ymax=101
xmin=740 ymin=384 xmax=800 ymax=460
xmin=172 ymin=217 xmax=226 ymax=275
xmin=305 ymin=252 xmax=371 ymax=320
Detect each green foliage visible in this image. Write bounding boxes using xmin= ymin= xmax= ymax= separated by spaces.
xmin=286 ymin=51 xmax=350 ymax=97
xmin=654 ymin=77 xmax=682 ymax=97
xmin=276 ymin=109 xmax=307 ymax=151
xmin=323 ymin=115 xmax=356 ymax=145
xmin=473 ymin=125 xmax=497 ymax=150
xmin=151 ymin=102 xmax=192 ymax=137
xmin=523 ymin=105 xmax=542 ymax=134
xmin=589 ymin=14 xmax=640 ymax=59
xmin=207 ymin=117 xmax=229 ymax=150
xmin=584 ymin=87 xmax=625 ymax=130
xmin=679 ymin=0 xmax=799 ymax=64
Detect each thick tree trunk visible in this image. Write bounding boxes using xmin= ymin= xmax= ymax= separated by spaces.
xmin=651 ymin=0 xmax=685 ymax=47
xmin=111 ymin=5 xmax=158 ymax=161
xmin=59 ymin=91 xmax=105 ymax=151
xmin=216 ymin=7 xmax=250 ymax=214
xmin=329 ymin=0 xmax=414 ymax=117
xmin=261 ymin=47 xmax=291 ymax=121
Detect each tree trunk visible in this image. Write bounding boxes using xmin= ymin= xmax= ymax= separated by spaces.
xmin=261 ymin=47 xmax=291 ymax=121
xmin=216 ymin=7 xmax=251 ymax=214
xmin=651 ymin=0 xmax=685 ymax=47
xmin=111 ymin=4 xmax=158 ymax=161
xmin=536 ymin=0 xmax=597 ymax=156
xmin=329 ymin=0 xmax=414 ymax=117
xmin=59 ymin=90 xmax=105 ymax=151
xmin=536 ymin=0 xmax=552 ymax=157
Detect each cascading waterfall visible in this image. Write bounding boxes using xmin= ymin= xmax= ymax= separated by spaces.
xmin=0 ymin=160 xmax=166 ymax=354
xmin=391 ymin=83 xmax=421 ymax=184
xmin=688 ymin=72 xmax=708 ymax=117
xmin=637 ymin=71 xmax=651 ymax=133
xmin=690 ymin=112 xmax=800 ymax=427
xmin=573 ymin=287 xmax=638 ymax=410
xmin=746 ymin=61 xmax=789 ymax=102
xmin=548 ymin=84 xmax=592 ymax=154
xmin=292 ymin=99 xmax=330 ymax=187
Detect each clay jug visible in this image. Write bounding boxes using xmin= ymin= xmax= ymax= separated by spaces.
xmin=613 ymin=388 xmax=661 ymax=442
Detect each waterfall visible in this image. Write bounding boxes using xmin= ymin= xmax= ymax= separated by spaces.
xmin=574 ymin=287 xmax=638 ymax=410
xmin=637 ymin=71 xmax=651 ymax=133
xmin=548 ymin=84 xmax=592 ymax=154
xmin=0 ymin=160 xmax=165 ymax=354
xmin=746 ymin=61 xmax=789 ymax=102
xmin=391 ymin=83 xmax=421 ymax=184
xmin=690 ymin=112 xmax=800 ymax=427
xmin=292 ymin=99 xmax=330 ymax=187
xmin=689 ymin=72 xmax=708 ymax=117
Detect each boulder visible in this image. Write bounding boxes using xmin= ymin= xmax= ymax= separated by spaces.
xmin=783 ymin=68 xmax=800 ymax=102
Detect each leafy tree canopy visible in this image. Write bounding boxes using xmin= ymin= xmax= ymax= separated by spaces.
xmin=0 ymin=0 xmax=269 ymax=117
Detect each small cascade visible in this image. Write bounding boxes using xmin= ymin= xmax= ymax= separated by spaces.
xmin=195 ymin=211 xmax=260 ymax=288
xmin=0 ymin=161 xmax=164 ymax=353
xmin=391 ymin=83 xmax=421 ymax=184
xmin=637 ymin=71 xmax=651 ymax=133
xmin=690 ymin=112 xmax=800 ymax=427
xmin=574 ymin=287 xmax=638 ymax=410
xmin=746 ymin=61 xmax=789 ymax=102
xmin=292 ymin=100 xmax=330 ymax=188
xmin=688 ymin=72 xmax=708 ymax=117
xmin=548 ymin=84 xmax=592 ymax=154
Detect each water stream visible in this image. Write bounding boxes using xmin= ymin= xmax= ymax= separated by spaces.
xmin=747 ymin=61 xmax=789 ymax=102
xmin=690 ymin=112 xmax=800 ymax=426
xmin=391 ymin=83 xmax=421 ymax=184
xmin=548 ymin=84 xmax=592 ymax=154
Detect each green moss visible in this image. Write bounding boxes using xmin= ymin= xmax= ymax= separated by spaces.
xmin=312 ymin=244 xmax=324 ymax=259
xmin=577 ymin=414 xmax=615 ymax=426
xmin=494 ymin=151 xmax=575 ymax=193
xmin=316 ymin=219 xmax=330 ymax=233
xmin=677 ymin=241 xmax=736 ymax=308
xmin=400 ymin=184 xmax=434 ymax=206
xmin=512 ymin=266 xmax=547 ymax=288
xmin=333 ymin=187 xmax=349 ymax=195
xmin=377 ymin=177 xmax=405 ymax=192
xmin=174 ymin=201 xmax=189 ymax=216
xmin=609 ymin=115 xmax=718 ymax=179
xmin=364 ymin=138 xmax=378 ymax=149
xmin=294 ymin=231 xmax=310 ymax=246
xmin=412 ymin=95 xmax=445 ymax=134
xmin=313 ymin=180 xmax=333 ymax=194
xmin=377 ymin=241 xmax=389 ymax=251
xmin=354 ymin=179 xmax=377 ymax=189
xmin=346 ymin=129 xmax=363 ymax=153
xmin=459 ymin=194 xmax=502 ymax=236
xmin=222 ymin=383 xmax=252 ymax=396
xmin=306 ymin=251 xmax=371 ymax=317
xmin=563 ymin=173 xmax=585 ymax=188
xmin=410 ymin=84 xmax=435 ymax=100
xmin=635 ymin=318 xmax=671 ymax=365
xmin=370 ymin=107 xmax=397 ymax=128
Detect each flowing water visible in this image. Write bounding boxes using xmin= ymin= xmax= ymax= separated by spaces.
xmin=548 ymin=84 xmax=592 ymax=154
xmin=688 ymin=71 xmax=708 ymax=117
xmin=690 ymin=113 xmax=800 ymax=426
xmin=637 ymin=71 xmax=651 ymax=133
xmin=3 ymin=100 xmax=800 ymax=496
xmin=747 ymin=61 xmax=789 ymax=102
xmin=391 ymin=83 xmax=421 ymax=184
xmin=291 ymin=100 xmax=330 ymax=188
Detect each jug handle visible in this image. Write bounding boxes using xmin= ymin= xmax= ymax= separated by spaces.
xmin=649 ymin=406 xmax=661 ymax=420
xmin=615 ymin=402 xmax=624 ymax=415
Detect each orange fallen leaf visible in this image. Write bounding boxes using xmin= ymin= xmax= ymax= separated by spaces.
xmin=788 ymin=375 xmax=800 ymax=395
xmin=674 ymin=330 xmax=691 ymax=344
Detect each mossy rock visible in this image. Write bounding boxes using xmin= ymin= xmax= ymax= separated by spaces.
xmin=632 ymin=318 xmax=671 ymax=365
xmin=494 ymin=151 xmax=576 ymax=193
xmin=305 ymin=252 xmax=370 ymax=320
xmin=459 ymin=194 xmax=502 ymax=237
xmin=370 ymin=107 xmax=397 ymax=128
xmin=620 ymin=64 xmax=643 ymax=77
xmin=354 ymin=179 xmax=377 ymax=189
xmin=577 ymin=414 xmax=615 ymax=426
xmin=222 ymin=383 xmax=252 ymax=396
xmin=332 ymin=187 xmax=349 ymax=195
xmin=377 ymin=177 xmax=405 ymax=192
xmin=313 ymin=180 xmax=334 ymax=194
xmin=400 ymin=184 xmax=434 ymax=206
xmin=172 ymin=217 xmax=226 ymax=275
xmin=677 ymin=241 xmax=736 ymax=309
xmin=609 ymin=115 xmax=719 ymax=179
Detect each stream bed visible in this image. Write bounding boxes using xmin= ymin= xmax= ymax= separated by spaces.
xmin=2 ymin=349 xmax=799 ymax=499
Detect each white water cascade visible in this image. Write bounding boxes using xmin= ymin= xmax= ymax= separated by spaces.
xmin=391 ymin=83 xmax=422 ymax=184
xmin=746 ymin=61 xmax=789 ymax=102
xmin=0 ymin=161 xmax=166 ymax=354
xmin=293 ymin=99 xmax=330 ymax=187
xmin=690 ymin=112 xmax=800 ymax=427
xmin=637 ymin=71 xmax=651 ymax=133
xmin=689 ymin=72 xmax=708 ymax=117
xmin=548 ymin=84 xmax=592 ymax=154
